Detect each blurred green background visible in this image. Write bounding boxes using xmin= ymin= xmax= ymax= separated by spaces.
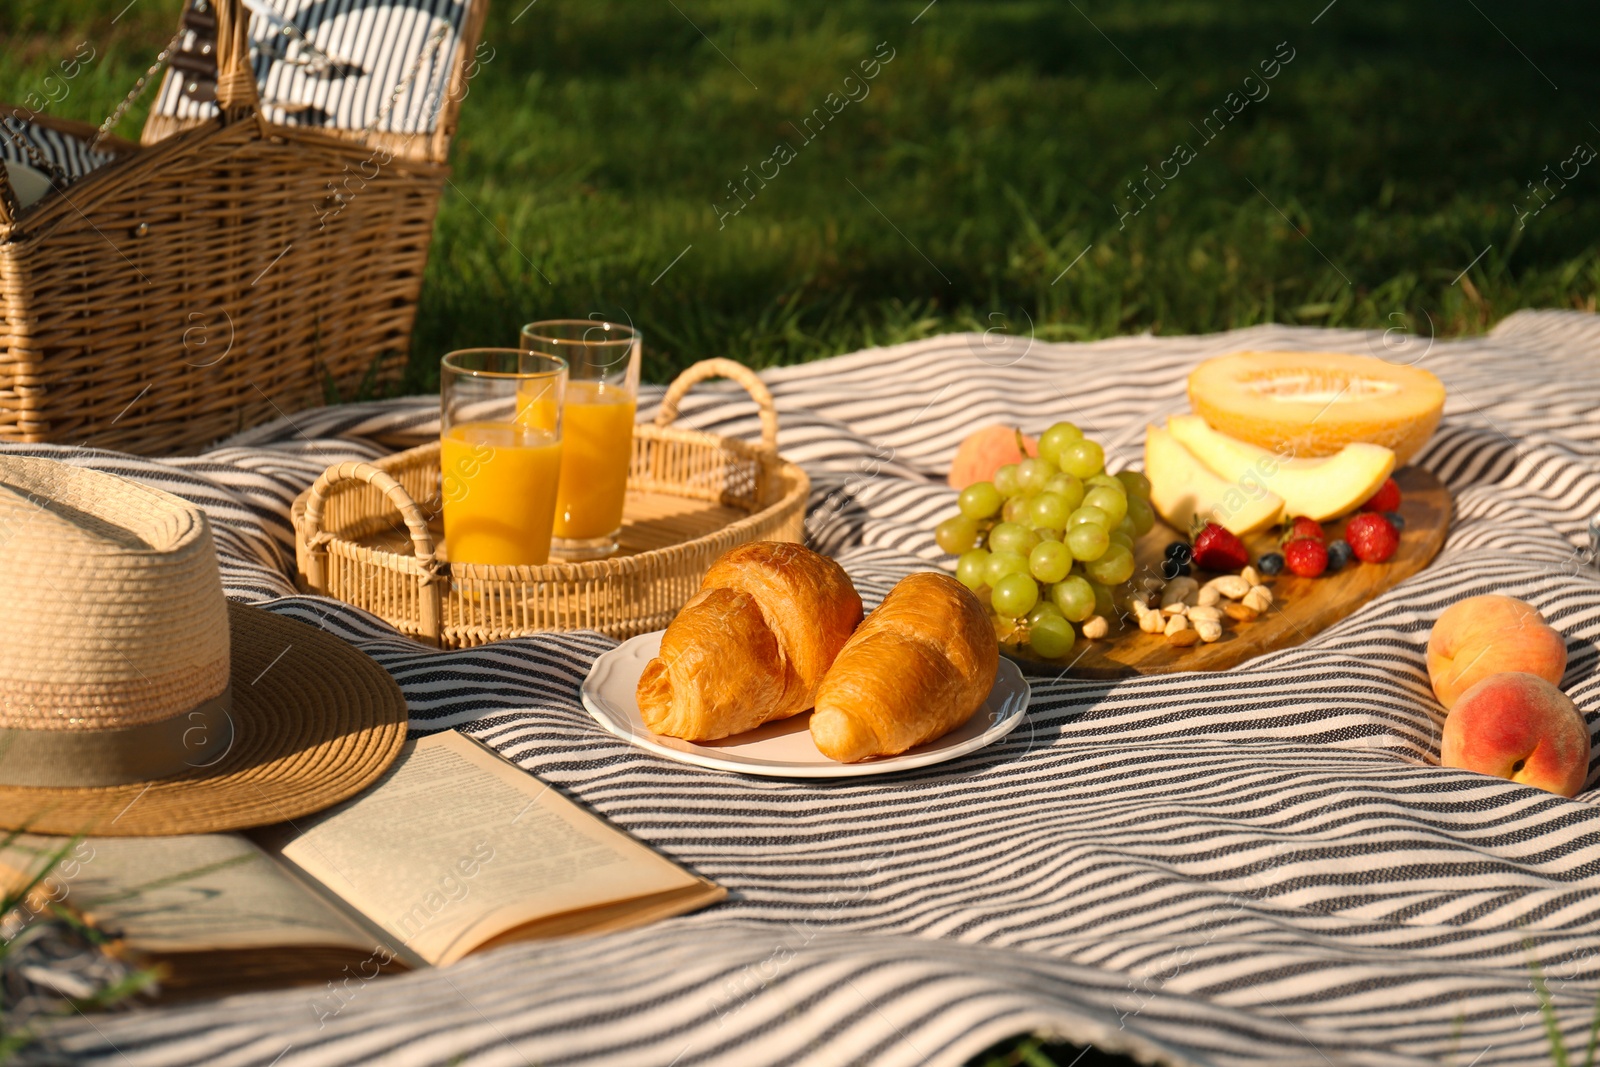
xmin=4 ymin=2 xmax=1596 ymax=1061
xmin=6 ymin=0 xmax=1599 ymax=393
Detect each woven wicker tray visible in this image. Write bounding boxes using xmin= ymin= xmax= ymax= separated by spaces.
xmin=290 ymin=360 xmax=808 ymax=648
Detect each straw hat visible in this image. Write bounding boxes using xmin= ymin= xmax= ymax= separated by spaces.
xmin=0 ymin=456 xmax=408 ymax=836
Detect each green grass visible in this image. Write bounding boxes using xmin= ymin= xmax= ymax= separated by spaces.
xmin=5 ymin=0 xmax=1600 ymax=393
xmin=969 ymin=1036 xmax=1135 ymax=1067
xmin=0 ymin=833 xmax=156 ymax=1062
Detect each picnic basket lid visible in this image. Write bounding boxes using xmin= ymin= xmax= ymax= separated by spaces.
xmin=0 ymin=456 xmax=408 ymax=836
xmin=143 ymin=0 xmax=489 ymax=165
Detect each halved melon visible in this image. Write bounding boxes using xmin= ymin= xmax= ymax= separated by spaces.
xmin=1188 ymin=351 xmax=1445 ymax=466
xmin=1144 ymin=424 xmax=1282 ymax=536
xmin=1168 ymin=414 xmax=1394 ymax=523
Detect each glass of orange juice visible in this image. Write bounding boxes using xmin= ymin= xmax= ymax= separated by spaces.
xmin=519 ymin=320 xmax=642 ymax=560
xmin=440 ymin=349 xmax=567 ymax=567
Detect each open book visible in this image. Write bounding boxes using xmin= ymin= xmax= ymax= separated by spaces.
xmin=0 ymin=732 xmax=723 ymax=996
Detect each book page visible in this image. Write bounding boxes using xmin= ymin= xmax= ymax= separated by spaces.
xmin=266 ymin=731 xmax=714 ymax=965
xmin=0 ymin=833 xmax=378 ymax=955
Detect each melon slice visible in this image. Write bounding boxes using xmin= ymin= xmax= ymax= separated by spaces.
xmin=1168 ymin=414 xmax=1394 ymax=523
xmin=1188 ymin=351 xmax=1445 ymax=466
xmin=1144 ymin=424 xmax=1282 ymax=536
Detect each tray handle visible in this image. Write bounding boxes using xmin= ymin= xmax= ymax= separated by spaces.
xmin=654 ymin=358 xmax=779 ymax=451
xmin=301 ymin=460 xmax=443 ymax=645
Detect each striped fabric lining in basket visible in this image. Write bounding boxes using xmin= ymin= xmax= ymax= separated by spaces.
xmin=0 ymin=116 xmax=117 ymax=184
xmin=152 ymin=0 xmax=474 ymax=136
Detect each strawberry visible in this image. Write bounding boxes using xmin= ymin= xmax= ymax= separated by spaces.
xmin=1284 ymin=537 xmax=1328 ymax=577
xmin=1190 ymin=521 xmax=1248 ymax=572
xmin=1283 ymin=516 xmax=1323 ymax=544
xmin=1360 ymin=477 xmax=1402 ymax=514
xmin=1346 ymin=512 xmax=1399 ymax=563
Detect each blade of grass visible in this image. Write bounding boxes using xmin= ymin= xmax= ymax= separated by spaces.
xmin=0 ymin=835 xmax=83 ymax=919
xmin=0 ymin=830 xmax=160 ymax=1064
xmin=1582 ymin=988 xmax=1600 ymax=1067
xmin=1530 ymin=956 xmax=1570 ymax=1067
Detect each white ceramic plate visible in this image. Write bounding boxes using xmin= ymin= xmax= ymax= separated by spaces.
xmin=581 ymin=631 xmax=1031 ymax=778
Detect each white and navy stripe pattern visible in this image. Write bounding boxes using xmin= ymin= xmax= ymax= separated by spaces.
xmin=0 ymin=117 xmax=117 ymax=185
xmin=152 ymin=0 xmax=472 ymax=135
xmin=29 ymin=310 xmax=1600 ymax=1066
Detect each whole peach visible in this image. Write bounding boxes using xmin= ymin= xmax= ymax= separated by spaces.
xmin=1427 ymin=595 xmax=1566 ymax=710
xmin=1440 ymin=672 xmax=1590 ymax=797
xmin=948 ymin=425 xmax=1038 ymax=490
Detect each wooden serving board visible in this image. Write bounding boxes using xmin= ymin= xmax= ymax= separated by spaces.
xmin=1006 ymin=466 xmax=1451 ymax=678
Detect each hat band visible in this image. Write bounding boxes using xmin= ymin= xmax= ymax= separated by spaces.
xmin=0 ymin=688 xmax=234 ymax=789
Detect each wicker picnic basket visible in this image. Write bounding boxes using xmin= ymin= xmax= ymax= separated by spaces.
xmin=0 ymin=0 xmax=487 ymax=454
xmin=290 ymin=360 xmax=810 ymax=648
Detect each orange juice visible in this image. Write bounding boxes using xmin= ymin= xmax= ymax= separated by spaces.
xmin=519 ymin=379 xmax=636 ymax=541
xmin=554 ymin=381 xmax=636 ymax=539
xmin=441 ymin=420 xmax=563 ymax=566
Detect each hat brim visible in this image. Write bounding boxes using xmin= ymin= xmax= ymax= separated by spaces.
xmin=0 ymin=602 xmax=408 ymax=836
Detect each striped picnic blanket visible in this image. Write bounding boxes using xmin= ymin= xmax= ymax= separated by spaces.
xmin=32 ymin=310 xmax=1600 ymax=1066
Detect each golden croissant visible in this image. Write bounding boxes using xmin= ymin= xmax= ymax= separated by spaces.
xmin=637 ymin=541 xmax=862 ymax=740
xmin=810 ymin=571 xmax=998 ymax=762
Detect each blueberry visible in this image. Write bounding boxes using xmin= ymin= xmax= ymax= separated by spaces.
xmin=1326 ymin=539 xmax=1354 ymax=571
xmin=1257 ymin=552 xmax=1285 ymax=576
xmin=1164 ymin=540 xmax=1192 ymax=562
xmin=1160 ymin=557 xmax=1191 ymax=580
xmin=1383 ymin=511 xmax=1406 ymax=531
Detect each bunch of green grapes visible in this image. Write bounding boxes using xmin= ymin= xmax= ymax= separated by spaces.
xmin=935 ymin=422 xmax=1155 ymax=659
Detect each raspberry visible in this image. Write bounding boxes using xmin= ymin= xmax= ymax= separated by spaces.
xmin=1346 ymin=513 xmax=1399 ymax=563
xmin=1283 ymin=516 xmax=1323 ymax=544
xmin=1191 ymin=522 xmax=1248 ymax=572
xmin=1284 ymin=538 xmax=1328 ymax=577
xmin=1360 ymin=477 xmax=1402 ymax=513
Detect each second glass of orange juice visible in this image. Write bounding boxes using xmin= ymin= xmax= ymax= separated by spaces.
xmin=440 ymin=349 xmax=567 ymax=567
xmin=519 ymin=320 xmax=642 ymax=560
